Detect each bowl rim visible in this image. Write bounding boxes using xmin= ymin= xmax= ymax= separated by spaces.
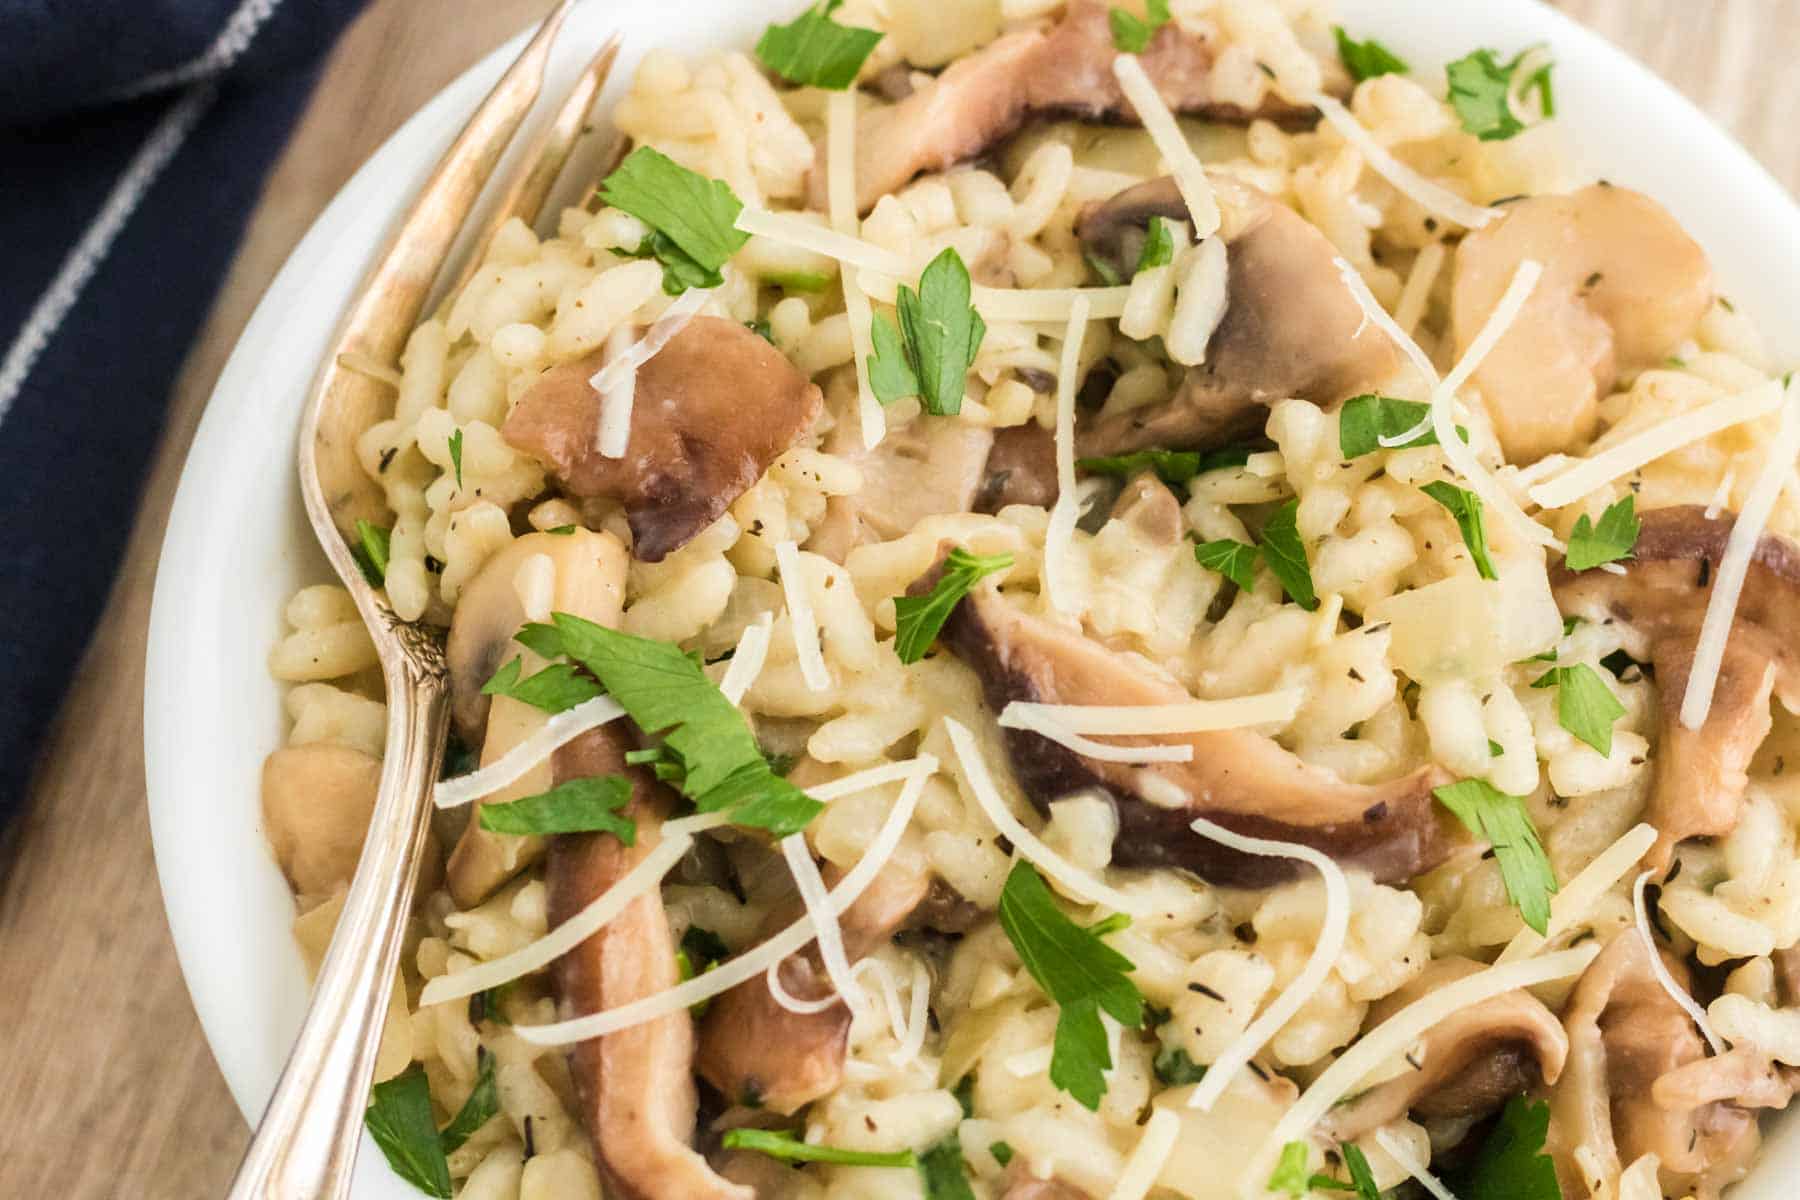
xmin=144 ymin=2 xmax=1800 ymax=1196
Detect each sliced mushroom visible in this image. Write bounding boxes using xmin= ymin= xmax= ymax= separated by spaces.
xmin=928 ymin=578 xmax=1458 ymax=886
xmin=1003 ymin=1175 xmax=1092 ymax=1200
xmin=262 ymin=742 xmax=383 ymax=900
xmin=503 ymin=317 xmax=823 ymax=562
xmin=1552 ymin=505 xmax=1800 ymax=869
xmin=1547 ymin=932 xmax=1760 ymax=1200
xmin=547 ymin=725 xmax=751 ymax=1200
xmin=1322 ymin=957 xmax=1568 ymax=1141
xmin=445 ymin=528 xmax=628 ymax=907
xmin=807 ymin=416 xmax=994 ymax=563
xmin=1074 ymin=174 xmax=1405 ymax=455
xmin=695 ymin=853 xmax=930 ymax=1114
xmin=1452 ymin=184 xmax=1713 ymax=463
xmin=818 ymin=0 xmax=1336 ymax=213
xmin=976 ymin=422 xmax=1059 ymax=513
xmin=1652 ymin=1046 xmax=1800 ymax=1114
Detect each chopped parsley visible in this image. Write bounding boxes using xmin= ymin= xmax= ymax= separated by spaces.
xmin=1446 ymin=48 xmax=1555 ymax=142
xmin=1333 ymin=27 xmax=1409 ymax=81
xmin=917 ymin=1131 xmax=978 ymax=1200
xmin=1421 ymin=480 xmax=1498 ymax=580
xmin=892 ymin=547 xmax=1013 ymax=664
xmin=1076 ymin=444 xmax=1254 ymax=487
xmin=1563 ymin=495 xmax=1639 ymax=571
xmin=1260 ymin=499 xmax=1319 ymax=611
xmin=478 ymin=775 xmax=636 ymax=841
xmin=1267 ymin=1141 xmax=1313 ymax=1197
xmin=1136 ymin=215 xmax=1176 ymax=272
xmin=1152 ymin=1043 xmax=1208 ymax=1086
xmin=1453 ymin=1096 xmax=1562 ymax=1200
xmin=447 ymin=428 xmax=463 ymax=489
xmin=1338 ymin=1143 xmax=1382 ymax=1200
xmin=1531 ymin=663 xmax=1627 ymax=756
xmin=1110 ymin=0 xmax=1172 ymax=54
xmin=1195 ymin=538 xmax=1260 ymax=591
xmin=767 ymin=270 xmax=834 ymax=294
xmin=722 ymin=1127 xmax=915 ymax=1168
xmin=989 ymin=1141 xmax=1015 ymax=1167
xmin=600 ymin=146 xmax=749 ymax=295
xmin=996 ymin=861 xmax=1144 ymax=1110
xmin=1433 ymin=779 xmax=1557 ymax=935
xmin=1338 ymin=394 xmax=1464 ymax=458
xmin=480 ymin=658 xmax=604 ymax=714
xmin=754 ymin=0 xmax=884 ymax=90
xmin=364 ymin=1052 xmax=500 ymax=1198
xmin=869 ymin=247 xmax=987 ymax=415
xmin=544 ymin=524 xmax=579 ymax=535
xmin=353 ymin=519 xmax=391 ymax=587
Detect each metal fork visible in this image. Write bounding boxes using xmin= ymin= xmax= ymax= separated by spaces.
xmin=226 ymin=7 xmax=619 ymax=1197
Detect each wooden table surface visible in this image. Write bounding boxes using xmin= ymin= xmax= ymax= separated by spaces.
xmin=0 ymin=1 xmax=1794 ymax=1196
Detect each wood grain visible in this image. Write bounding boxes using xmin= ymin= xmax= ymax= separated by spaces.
xmin=0 ymin=2 xmax=1793 ymax=1196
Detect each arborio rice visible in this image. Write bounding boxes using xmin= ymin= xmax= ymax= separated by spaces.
xmin=262 ymin=2 xmax=1800 ymax=1198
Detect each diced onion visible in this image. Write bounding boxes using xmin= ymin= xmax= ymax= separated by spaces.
xmin=775 ymin=540 xmax=831 ymax=692
xmin=718 ymin=612 xmax=773 ymax=706
xmin=1496 ymin=822 xmax=1656 ymax=965
xmin=1310 ymin=94 xmax=1498 ymax=230
xmin=1186 ymin=816 xmax=1349 ymax=1113
xmin=1529 ymin=379 xmax=1785 ymax=510
xmin=943 ymin=716 xmax=1152 ymax=916
xmin=588 ymin=285 xmax=712 ymax=397
xmin=1043 ymin=296 xmax=1091 ymax=616
xmin=1372 ymin=1128 xmax=1459 ymax=1200
xmin=1634 ymin=870 xmax=1725 ymax=1054
xmin=512 ymin=761 xmax=934 ymax=1045
xmin=1680 ymin=378 xmax=1800 ymax=729
xmin=1001 ymin=690 xmax=1302 ymax=735
xmin=1242 ymin=945 xmax=1601 ymax=1199
xmin=594 ymin=322 xmax=637 ymax=458
xmin=433 ymin=696 xmax=626 ymax=809
xmin=1111 ymin=55 xmax=1220 ymax=238
xmin=420 ymin=811 xmax=728 ymax=1006
xmin=1108 ymin=1108 xmax=1183 ymax=1200
xmin=734 ymin=207 xmax=911 ymax=276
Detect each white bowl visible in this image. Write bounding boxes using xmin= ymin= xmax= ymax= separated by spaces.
xmin=145 ymin=2 xmax=1800 ymax=1196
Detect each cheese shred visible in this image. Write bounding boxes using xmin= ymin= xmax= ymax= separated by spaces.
xmin=1107 ymin=1107 xmax=1182 ymax=1200
xmin=1634 ymin=870 xmax=1726 ymax=1054
xmin=1111 ymin=55 xmax=1220 ymax=239
xmin=1496 ymin=822 xmax=1657 ymax=965
xmin=775 ymin=539 xmax=832 ymax=692
xmin=1373 ymin=1128 xmax=1460 ymax=1200
xmin=1043 ymin=296 xmax=1090 ymax=616
xmin=826 ymin=88 xmax=886 ymax=452
xmin=433 ymin=696 xmax=626 ymax=809
xmin=1311 ymin=94 xmax=1498 ymax=230
xmin=779 ymin=832 xmax=865 ymax=1012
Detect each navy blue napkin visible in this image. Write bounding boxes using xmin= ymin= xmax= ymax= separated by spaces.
xmin=0 ymin=0 xmax=368 ymax=819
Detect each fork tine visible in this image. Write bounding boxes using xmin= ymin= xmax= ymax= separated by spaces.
xmin=439 ymin=34 xmax=623 ymax=312
xmin=304 ymin=0 xmax=581 ymax=543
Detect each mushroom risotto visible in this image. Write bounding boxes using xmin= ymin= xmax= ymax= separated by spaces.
xmin=262 ymin=2 xmax=1800 ymax=1198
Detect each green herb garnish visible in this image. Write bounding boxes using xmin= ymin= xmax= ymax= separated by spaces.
xmin=1267 ymin=1141 xmax=1313 ymax=1197
xmin=1338 ymin=394 xmax=1465 ymax=457
xmin=1260 ymin=499 xmax=1319 ymax=611
xmin=478 ymin=775 xmax=636 ymax=841
xmin=364 ymin=1067 xmax=451 ymax=1197
xmin=480 ymin=658 xmax=605 ymax=714
xmin=1152 ymin=1043 xmax=1208 ymax=1086
xmin=1421 ymin=480 xmax=1498 ymax=580
xmin=722 ymin=1127 xmax=915 ymax=1168
xmin=1333 ymin=27 xmax=1409 ymax=81
xmin=1076 ymin=444 xmax=1254 ymax=487
xmin=755 ymin=0 xmax=884 ymax=90
xmin=1195 ymin=539 xmax=1260 ymax=591
xmin=1563 ymin=495 xmax=1639 ymax=571
xmin=892 ymin=547 xmax=1013 ymax=664
xmin=918 ymin=1132 xmax=978 ymax=1200
xmin=1447 ymin=48 xmax=1554 ymax=141
xmin=1136 ymin=215 xmax=1176 ymax=272
xmin=1531 ymin=663 xmax=1627 ymax=756
xmin=600 ymin=146 xmax=749 ymax=295
xmin=1454 ymin=1095 xmax=1562 ymax=1200
xmin=869 ymin=247 xmax=987 ymax=415
xmin=1433 ymin=779 xmax=1557 ymax=935
xmin=1110 ymin=0 xmax=1172 ymax=54
xmin=438 ymin=1049 xmax=499 ymax=1154
xmin=353 ymin=520 xmax=391 ymax=587
xmin=447 ymin=429 xmax=463 ymax=489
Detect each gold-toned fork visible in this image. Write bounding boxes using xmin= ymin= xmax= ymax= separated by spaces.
xmin=226 ymin=7 xmax=619 ymax=1197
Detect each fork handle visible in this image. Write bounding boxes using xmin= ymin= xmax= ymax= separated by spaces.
xmin=227 ymin=667 xmax=449 ymax=1200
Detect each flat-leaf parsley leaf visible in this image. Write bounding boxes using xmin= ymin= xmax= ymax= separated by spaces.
xmin=1333 ymin=26 xmax=1409 ymax=81
xmin=1447 ymin=47 xmax=1554 ymax=141
xmin=600 ymin=147 xmax=749 ymax=294
xmin=893 ymin=547 xmax=1013 ymax=664
xmin=1195 ymin=539 xmax=1259 ymax=591
xmin=1260 ymin=499 xmax=1319 ymax=611
xmin=1530 ymin=663 xmax=1626 ymax=756
xmin=1563 ymin=494 xmax=1639 ymax=571
xmin=478 ymin=775 xmax=637 ymax=841
xmin=890 ymin=247 xmax=986 ymax=416
xmin=1110 ymin=0 xmax=1171 ymax=54
xmin=722 ymin=1127 xmax=915 ymax=1168
xmin=1433 ymin=779 xmax=1557 ymax=935
xmin=755 ymin=0 xmax=884 ymax=90
xmin=1421 ymin=480 xmax=1498 ymax=580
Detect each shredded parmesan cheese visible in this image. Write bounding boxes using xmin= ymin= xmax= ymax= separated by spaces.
xmin=765 ymin=957 xmax=839 ymax=1015
xmin=1634 ymin=870 xmax=1725 ymax=1054
xmin=1707 ymin=467 xmax=1737 ymax=519
xmin=892 ymin=956 xmax=931 ymax=1066
xmin=807 ymin=758 xmax=938 ymax=803
xmin=1394 ymin=241 xmax=1447 ymax=338
xmin=588 ymin=285 xmax=712 ymax=398
xmin=513 ymin=761 xmax=935 ymax=1045
xmin=1111 ymin=55 xmax=1220 ymax=238
xmin=1242 ymin=944 xmax=1601 ymax=1198
xmin=1529 ymin=378 xmax=1785 ymax=510
xmin=511 ymin=553 xmax=555 ymax=624
xmin=1334 ymin=257 xmax=1439 ymax=400
xmin=1373 ymin=1128 xmax=1459 ymax=1200
xmin=734 ymin=207 xmax=911 ymax=276
xmin=433 ymin=695 xmax=626 ymax=809
xmin=594 ymin=322 xmax=638 ymax=458
xmin=998 ymin=707 xmax=1194 ymax=763
xmin=1496 ymin=822 xmax=1657 ymax=965
xmin=942 ymin=716 xmax=1152 ymax=917
xmin=779 ymin=832 xmax=865 ymax=1011
xmin=1043 ymin=296 xmax=1091 ymax=616
xmin=1000 ymin=690 xmax=1302 ymax=735
xmin=826 ymin=89 xmax=886 ymax=452
xmin=420 ymin=812 xmax=729 ymax=1006
xmin=1108 ymin=1107 xmax=1182 ymax=1200
xmin=1680 ymin=378 xmax=1800 ymax=729
xmin=1310 ymin=94 xmax=1498 ymax=230
xmin=718 ymin=613 xmax=773 ymax=706
xmin=775 ymin=539 xmax=831 ymax=692
xmin=1186 ymin=816 xmax=1349 ymax=1112
xmin=973 ymin=284 xmax=1133 ymax=322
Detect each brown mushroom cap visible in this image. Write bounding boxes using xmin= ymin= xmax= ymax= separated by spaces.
xmin=927 ymin=571 xmax=1459 ymax=887
xmin=546 ymin=726 xmax=751 ymax=1200
xmin=1546 ymin=933 xmax=1760 ymax=1200
xmin=1073 ymin=174 xmax=1406 ymax=455
xmin=1452 ymin=184 xmax=1713 ymax=463
xmin=808 ymin=415 xmax=995 ymax=563
xmin=1552 ymin=505 xmax=1800 ymax=869
xmin=503 ymin=316 xmax=822 ymax=563
xmin=1321 ymin=957 xmax=1568 ymax=1142
xmin=815 ymin=0 xmax=1337 ymax=214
